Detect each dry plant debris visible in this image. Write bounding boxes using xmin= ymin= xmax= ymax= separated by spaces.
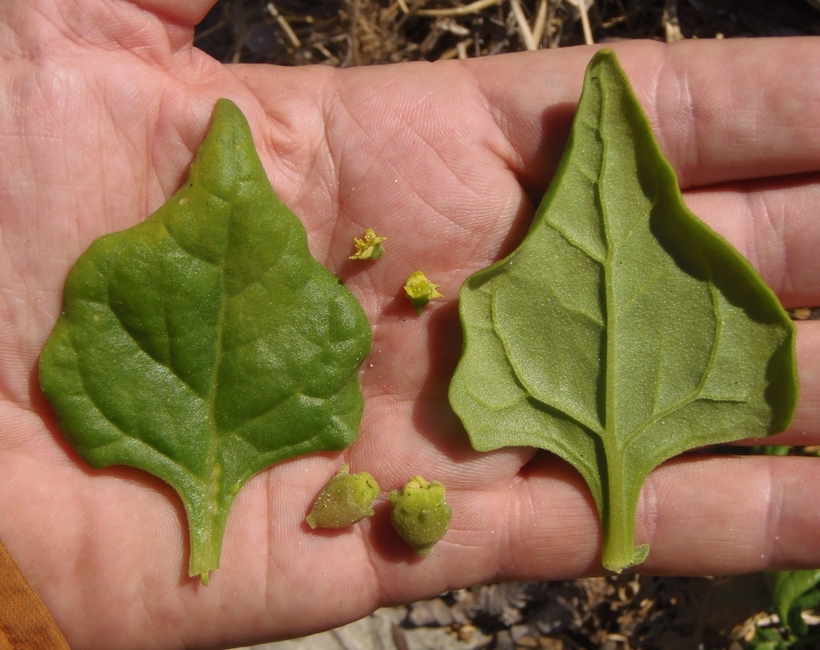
xmin=195 ymin=0 xmax=820 ymax=66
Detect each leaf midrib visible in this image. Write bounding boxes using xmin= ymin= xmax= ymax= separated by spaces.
xmin=204 ymin=245 xmax=227 ymax=516
xmin=598 ymin=76 xmax=618 ymax=448
xmin=595 ymin=77 xmax=727 ymax=452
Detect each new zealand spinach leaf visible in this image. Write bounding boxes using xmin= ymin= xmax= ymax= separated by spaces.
xmin=39 ymin=99 xmax=371 ymax=584
xmin=449 ymin=50 xmax=797 ymax=573
xmin=768 ymin=569 xmax=820 ymax=634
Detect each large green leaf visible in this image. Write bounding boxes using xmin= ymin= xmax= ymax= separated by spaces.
xmin=39 ymin=99 xmax=371 ymax=583
xmin=449 ymin=50 xmax=797 ymax=573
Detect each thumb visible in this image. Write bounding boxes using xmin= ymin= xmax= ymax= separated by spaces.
xmin=131 ymin=0 xmax=217 ymax=27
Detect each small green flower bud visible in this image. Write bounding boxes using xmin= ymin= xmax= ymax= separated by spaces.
xmin=404 ymin=271 xmax=442 ymax=315
xmin=389 ymin=476 xmax=451 ymax=556
xmin=306 ymin=464 xmax=380 ymax=529
xmin=349 ymin=228 xmax=387 ymax=260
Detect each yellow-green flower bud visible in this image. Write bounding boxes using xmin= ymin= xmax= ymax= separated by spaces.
xmin=349 ymin=228 xmax=387 ymax=260
xmin=389 ymin=476 xmax=451 ymax=556
xmin=404 ymin=271 xmax=443 ymax=315
xmin=306 ymin=464 xmax=380 ymax=529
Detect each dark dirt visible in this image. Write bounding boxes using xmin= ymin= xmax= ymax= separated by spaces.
xmin=194 ymin=0 xmax=820 ymax=66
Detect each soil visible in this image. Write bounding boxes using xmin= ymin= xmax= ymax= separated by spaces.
xmin=194 ymin=0 xmax=820 ymax=66
xmin=195 ymin=2 xmax=820 ymax=648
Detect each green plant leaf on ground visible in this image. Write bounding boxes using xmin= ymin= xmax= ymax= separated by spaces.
xmin=39 ymin=99 xmax=371 ymax=584
xmin=449 ymin=50 xmax=797 ymax=573
xmin=767 ymin=569 xmax=820 ymax=634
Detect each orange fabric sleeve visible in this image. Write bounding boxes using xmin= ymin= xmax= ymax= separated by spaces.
xmin=0 ymin=536 xmax=70 ymax=650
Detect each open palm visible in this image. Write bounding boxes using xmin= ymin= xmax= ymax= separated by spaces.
xmin=1 ymin=2 xmax=820 ymax=649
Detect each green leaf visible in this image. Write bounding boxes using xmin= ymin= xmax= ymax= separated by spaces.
xmin=767 ymin=569 xmax=820 ymax=633
xmin=39 ymin=99 xmax=371 ymax=583
xmin=449 ymin=50 xmax=797 ymax=573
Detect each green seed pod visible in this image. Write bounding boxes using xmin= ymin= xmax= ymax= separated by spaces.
xmin=306 ymin=464 xmax=380 ymax=529
xmin=389 ymin=476 xmax=451 ymax=556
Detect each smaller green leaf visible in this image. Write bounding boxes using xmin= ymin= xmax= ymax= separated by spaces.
xmin=768 ymin=569 xmax=820 ymax=633
xmin=389 ymin=476 xmax=451 ymax=556
xmin=765 ymin=445 xmax=792 ymax=456
xmin=306 ymin=464 xmax=380 ymax=529
xmin=40 ymin=99 xmax=371 ymax=583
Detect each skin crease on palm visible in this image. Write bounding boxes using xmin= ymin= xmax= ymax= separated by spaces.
xmin=0 ymin=0 xmax=819 ymax=648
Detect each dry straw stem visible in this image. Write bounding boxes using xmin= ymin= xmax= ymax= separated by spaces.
xmin=266 ymin=2 xmax=301 ymax=47
xmin=532 ymin=0 xmax=548 ymax=45
xmin=568 ymin=0 xmax=594 ymax=44
xmin=314 ymin=42 xmax=340 ymax=65
xmin=416 ymin=0 xmax=502 ymax=18
xmin=510 ymin=0 xmax=548 ymax=51
xmin=663 ymin=0 xmax=683 ymax=42
xmin=510 ymin=0 xmax=537 ymax=50
xmin=439 ymin=37 xmax=474 ymax=59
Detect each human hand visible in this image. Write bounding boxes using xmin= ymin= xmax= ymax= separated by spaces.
xmin=1 ymin=1 xmax=819 ymax=648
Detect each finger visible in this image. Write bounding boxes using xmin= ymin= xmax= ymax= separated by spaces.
xmin=464 ymin=453 xmax=820 ymax=584
xmin=465 ymin=38 xmax=820 ymax=193
xmin=236 ymin=39 xmax=820 ymax=307
xmin=711 ymin=318 xmax=820 ymax=448
xmin=131 ymin=0 xmax=216 ymax=27
xmin=28 ymin=1 xmax=212 ymax=55
xmin=234 ymin=59 xmax=534 ymax=275
xmin=758 ymin=320 xmax=820 ymax=444
xmin=637 ymin=455 xmax=820 ymax=574
xmin=682 ymin=174 xmax=820 ymax=308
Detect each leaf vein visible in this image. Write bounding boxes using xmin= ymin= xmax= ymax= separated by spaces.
xmin=544 ymin=219 xmax=606 ymax=265
xmin=622 ymin=270 xmax=725 ymax=448
xmin=73 ymin=361 xmax=200 ymax=483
